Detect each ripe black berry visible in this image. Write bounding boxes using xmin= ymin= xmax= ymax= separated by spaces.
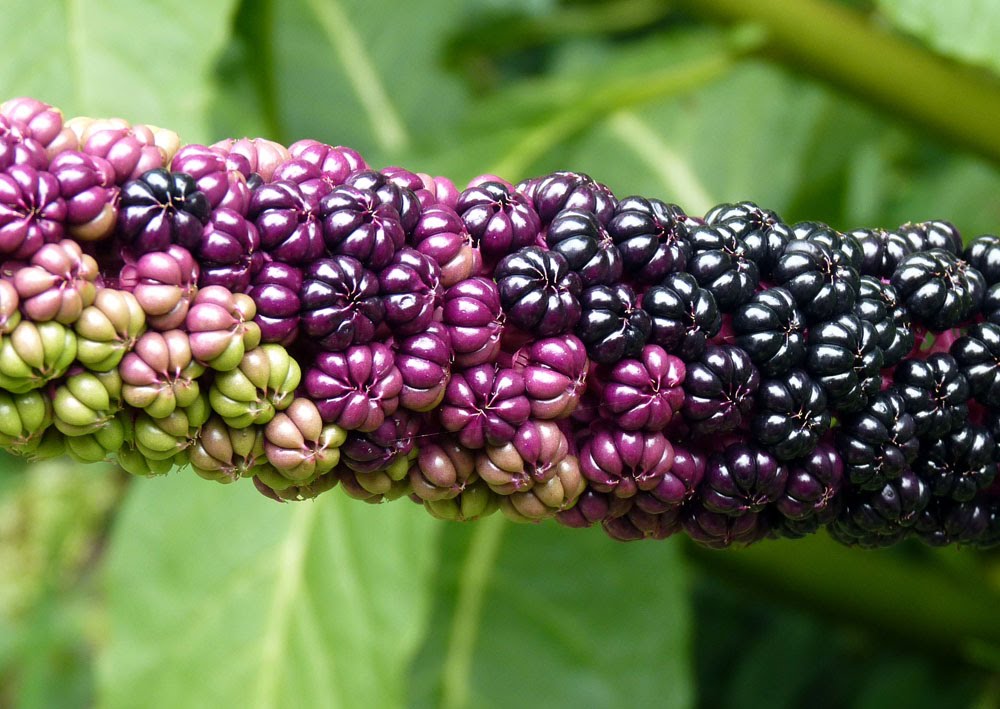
xmin=642 ymin=272 xmax=720 ymax=362
xmin=607 ymin=196 xmax=691 ymax=284
xmin=544 ymin=208 xmax=623 ymax=287
xmin=752 ymin=370 xmax=830 ymax=461
xmin=806 ymin=313 xmax=882 ymax=414
xmin=575 ymin=283 xmax=650 ymax=365
xmin=892 ymin=353 xmax=969 ymax=439
xmin=890 ymin=249 xmax=985 ymax=331
xmin=685 ymin=224 xmax=759 ymax=312
xmin=732 ymin=287 xmax=806 ymax=377
xmin=835 ymin=389 xmax=918 ymax=491
xmin=682 ymin=344 xmax=760 ymax=436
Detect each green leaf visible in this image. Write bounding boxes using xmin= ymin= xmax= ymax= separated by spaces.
xmin=211 ymin=0 xmax=468 ymax=164
xmin=98 ymin=473 xmax=440 ymax=709
xmin=408 ymin=517 xmax=693 ymax=709
xmin=0 ymin=0 xmax=239 ymax=143
xmin=877 ymin=0 xmax=1000 ymax=77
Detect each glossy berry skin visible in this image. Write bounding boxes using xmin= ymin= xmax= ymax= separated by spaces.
xmin=683 ymin=504 xmax=768 ymax=549
xmin=170 ymin=143 xmax=252 ymax=214
xmin=964 ymin=234 xmax=1000 ymax=286
xmin=511 ymin=335 xmax=588 ymax=420
xmin=248 ymin=180 xmax=324 ymax=264
xmin=626 ymin=444 xmax=706 ymax=518
xmin=606 ymin=196 xmax=691 ymax=284
xmin=772 ymin=239 xmax=859 ymax=324
xmin=517 ymin=171 xmax=616 ymax=226
xmin=951 ymin=323 xmax=1000 ymax=408
xmin=916 ymin=425 xmax=998 ymax=502
xmin=682 ymin=345 xmax=760 ymax=436
xmin=897 ymin=220 xmax=963 ymax=256
xmin=192 ymin=208 xmax=261 ymax=293
xmin=642 ymin=272 xmax=721 ymax=362
xmin=830 ymin=470 xmax=929 ymax=548
xmin=575 ymin=283 xmax=650 ymax=366
xmin=339 ymin=411 xmax=419 ymax=476
xmin=475 ymin=419 xmax=574 ymax=495
xmin=302 ymin=343 xmax=403 ymax=432
xmin=393 ymin=322 xmax=452 ymax=413
xmin=706 ymin=203 xmax=787 ymax=279
xmin=732 ymin=287 xmax=806 ymax=377
xmin=700 ymin=443 xmax=788 ymax=516
xmin=48 ymin=150 xmax=119 ymax=241
xmin=752 ymin=370 xmax=830 ymax=461
xmin=704 ymin=201 xmax=780 ymax=230
xmin=378 ymin=247 xmax=442 ymax=336
xmin=343 ymin=168 xmax=421 ymax=234
xmin=439 ymin=364 xmax=530 ymax=449
xmin=116 ymin=168 xmax=210 ymax=255
xmin=0 ymin=164 xmax=66 ymax=259
xmin=806 ymin=313 xmax=882 ymax=414
xmin=848 ymin=227 xmax=917 ymax=278
xmin=853 ymin=276 xmax=913 ymax=368
xmin=318 ymin=185 xmax=405 ymax=270
xmin=891 ymin=249 xmax=985 ymax=331
xmin=836 ymin=390 xmax=918 ymax=490
xmin=685 ymin=224 xmax=759 ymax=312
xmin=792 ymin=222 xmax=864 ymax=271
xmin=118 ymin=245 xmax=199 ymax=331
xmin=495 ymin=246 xmax=582 ymax=337
xmin=300 ymin=256 xmax=383 ymax=351
xmin=442 ymin=277 xmax=504 ymax=367
xmin=248 ymin=262 xmax=303 ymax=346
xmin=597 ymin=345 xmax=685 ymax=431
xmin=408 ymin=204 xmax=480 ymax=287
xmin=893 ymin=353 xmax=969 ymax=438
xmin=915 ymin=498 xmax=993 ymax=547
xmin=455 ymin=181 xmax=540 ymax=267
xmin=544 ymin=209 xmax=622 ymax=287
xmin=774 ymin=443 xmax=843 ymax=523
xmin=576 ymin=423 xmax=675 ymax=499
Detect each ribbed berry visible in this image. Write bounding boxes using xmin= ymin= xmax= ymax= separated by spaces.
xmin=774 ymin=443 xmax=843 ymax=524
xmin=682 ymin=344 xmax=760 ymax=436
xmin=248 ymin=262 xmax=302 ymax=346
xmin=606 ymin=196 xmax=691 ymax=284
xmin=732 ymin=287 xmax=806 ymax=376
xmin=343 ymin=168 xmax=421 ymax=233
xmin=442 ymin=277 xmax=503 ymax=367
xmin=791 ymin=222 xmax=864 ymax=271
xmin=951 ymin=323 xmax=1000 ymax=408
xmin=848 ymin=227 xmax=916 ymax=278
xmin=806 ymin=313 xmax=882 ymax=414
xmin=642 ymin=272 xmax=721 ymax=361
xmin=685 ymin=224 xmax=759 ymax=311
xmin=116 ymin=168 xmax=210 ymax=255
xmin=317 ymin=184 xmax=404 ymax=270
xmin=683 ymin=503 xmax=769 ymax=548
xmin=891 ymin=249 xmax=985 ymax=331
xmin=836 ymin=389 xmax=918 ymax=490
xmin=248 ymin=179 xmax=324 ymax=264
xmin=700 ymin=442 xmax=788 ymax=516
xmin=897 ymin=220 xmax=963 ymax=256
xmin=752 ymin=370 xmax=830 ymax=461
xmin=439 ymin=364 xmax=530 ymax=448
xmin=544 ymin=208 xmax=622 ymax=287
xmin=192 ymin=208 xmax=261 ymax=293
xmin=455 ymin=181 xmax=539 ymax=267
xmin=597 ymin=345 xmax=685 ymax=431
xmin=914 ymin=497 xmax=992 ymax=547
xmin=518 ymin=171 xmax=616 ymax=226
xmin=892 ymin=353 xmax=969 ymax=438
xmin=829 ymin=470 xmax=929 ymax=548
xmin=300 ymin=256 xmax=383 ymax=351
xmin=915 ymin=425 xmax=998 ymax=502
xmin=575 ymin=283 xmax=650 ymax=365
xmin=853 ymin=276 xmax=913 ymax=368
xmin=0 ymin=164 xmax=66 ymax=259
xmin=495 ymin=246 xmax=581 ymax=337
xmin=772 ymin=239 xmax=859 ymax=324
xmin=964 ymin=234 xmax=1000 ymax=286
xmin=576 ymin=423 xmax=675 ymax=499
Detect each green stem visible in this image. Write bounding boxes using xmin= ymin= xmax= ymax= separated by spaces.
xmin=686 ymin=534 xmax=1000 ymax=666
xmin=680 ymin=0 xmax=1000 ymax=164
xmin=440 ymin=514 xmax=507 ymax=709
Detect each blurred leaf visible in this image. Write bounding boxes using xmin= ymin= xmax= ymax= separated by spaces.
xmin=408 ymin=518 xmax=693 ymax=709
xmin=99 ymin=474 xmax=440 ymax=709
xmin=0 ymin=0 xmax=239 ymax=143
xmin=877 ymin=0 xmax=1000 ymax=77
xmin=211 ymin=0 xmax=468 ymax=163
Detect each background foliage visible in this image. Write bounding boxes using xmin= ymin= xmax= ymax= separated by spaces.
xmin=1 ymin=0 xmax=999 ymax=706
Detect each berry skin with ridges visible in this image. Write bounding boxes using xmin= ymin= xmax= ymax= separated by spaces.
xmin=771 ymin=239 xmax=859 ymax=324
xmin=890 ymin=249 xmax=985 ymax=331
xmin=544 ymin=208 xmax=623 ymax=287
xmin=892 ymin=353 xmax=969 ymax=438
xmin=681 ymin=344 xmax=760 ymax=436
xmin=606 ymin=195 xmax=691 ymax=284
xmin=0 ymin=164 xmax=66 ymax=259
xmin=495 ymin=246 xmax=582 ymax=337
xmin=752 ymin=370 xmax=830 ymax=461
xmin=835 ymin=389 xmax=918 ymax=491
xmin=441 ymin=277 xmax=504 ymax=368
xmin=642 ymin=272 xmax=721 ymax=361
xmin=576 ymin=422 xmax=675 ymax=499
xmin=439 ymin=364 xmax=530 ymax=449
xmin=830 ymin=469 xmax=929 ymax=548
xmin=732 ymin=287 xmax=806 ymax=377
xmin=685 ymin=223 xmax=759 ymax=312
xmin=597 ymin=345 xmax=685 ymax=432
xmin=299 ymin=256 xmax=383 ymax=351
xmin=700 ymin=442 xmax=788 ymax=517
xmin=455 ymin=181 xmax=540 ymax=268
xmin=575 ymin=283 xmax=650 ymax=366
xmin=853 ymin=276 xmax=913 ymax=368
xmin=302 ymin=343 xmax=403 ymax=432
xmin=511 ymin=335 xmax=588 ymax=420
xmin=805 ymin=313 xmax=882 ymax=414
xmin=915 ymin=425 xmax=998 ymax=502
xmin=116 ymin=168 xmax=210 ymax=255
xmin=950 ymin=323 xmax=1000 ymax=408
xmin=517 ymin=171 xmax=617 ymax=227
xmin=774 ymin=442 xmax=843 ymax=524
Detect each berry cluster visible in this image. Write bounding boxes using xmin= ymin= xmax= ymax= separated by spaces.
xmin=0 ymin=96 xmax=997 ymax=549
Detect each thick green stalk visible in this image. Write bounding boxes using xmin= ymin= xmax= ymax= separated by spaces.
xmin=687 ymin=534 xmax=1000 ymax=665
xmin=681 ymin=0 xmax=1000 ymax=164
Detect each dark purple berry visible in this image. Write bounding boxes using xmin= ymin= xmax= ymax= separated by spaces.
xmin=642 ymin=272 xmax=721 ymax=361
xmin=574 ymin=283 xmax=650 ymax=365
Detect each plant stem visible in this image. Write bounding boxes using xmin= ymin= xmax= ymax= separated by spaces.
xmin=440 ymin=514 xmax=506 ymax=709
xmin=686 ymin=534 xmax=1000 ymax=665
xmin=680 ymin=0 xmax=1000 ymax=164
